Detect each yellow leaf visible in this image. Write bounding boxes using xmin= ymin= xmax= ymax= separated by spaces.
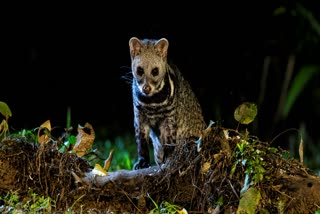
xmin=0 ymin=101 xmax=12 ymax=120
xmin=92 ymin=163 xmax=108 ymax=176
xmin=38 ymin=120 xmax=52 ymax=144
xmin=177 ymin=208 xmax=188 ymax=214
xmin=72 ymin=122 xmax=95 ymax=157
xmin=234 ymin=102 xmax=258 ymax=125
xmin=40 ymin=119 xmax=51 ymax=130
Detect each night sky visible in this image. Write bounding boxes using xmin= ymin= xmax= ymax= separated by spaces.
xmin=3 ymin=2 xmax=320 ymax=149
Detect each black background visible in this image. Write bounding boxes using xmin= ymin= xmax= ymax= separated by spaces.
xmin=2 ymin=2 xmax=320 ymax=154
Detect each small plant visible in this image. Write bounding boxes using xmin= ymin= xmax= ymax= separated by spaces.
xmin=148 ymin=193 xmax=188 ymax=214
xmin=25 ymin=192 xmax=54 ymax=213
xmin=0 ymin=190 xmax=55 ymax=213
xmin=232 ymin=139 xmax=268 ymax=184
xmin=0 ymin=190 xmax=22 ymax=213
xmin=231 ymin=102 xmax=267 ymax=188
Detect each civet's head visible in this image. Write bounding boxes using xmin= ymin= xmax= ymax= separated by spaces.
xmin=129 ymin=37 xmax=169 ymax=96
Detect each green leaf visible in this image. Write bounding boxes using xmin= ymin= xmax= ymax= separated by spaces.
xmin=230 ymin=164 xmax=237 ymax=175
xmin=268 ymin=147 xmax=278 ymax=153
xmin=68 ymin=135 xmax=77 ymax=145
xmin=0 ymin=101 xmax=12 ymax=119
xmin=282 ymin=65 xmax=319 ymax=119
xmin=234 ymin=102 xmax=258 ymax=125
xmin=215 ymin=196 xmax=224 ymax=206
xmin=273 ymin=6 xmax=287 ymax=16
xmin=296 ymin=3 xmax=320 ymax=36
xmin=237 ymin=187 xmax=261 ymax=214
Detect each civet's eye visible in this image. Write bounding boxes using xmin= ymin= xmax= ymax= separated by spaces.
xmin=136 ymin=67 xmax=144 ymax=76
xmin=151 ymin=68 xmax=159 ymax=76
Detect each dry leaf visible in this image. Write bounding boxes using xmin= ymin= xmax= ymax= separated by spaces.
xmin=0 ymin=120 xmax=9 ymax=138
xmin=104 ymin=149 xmax=114 ymax=171
xmin=200 ymin=162 xmax=211 ymax=174
xmin=71 ymin=171 xmax=83 ymax=184
xmin=38 ymin=120 xmax=52 ymax=144
xmin=72 ymin=122 xmax=95 ymax=157
xmin=299 ymin=138 xmax=304 ymax=163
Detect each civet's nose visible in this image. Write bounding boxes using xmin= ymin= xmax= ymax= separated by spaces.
xmin=142 ymin=84 xmax=151 ymax=94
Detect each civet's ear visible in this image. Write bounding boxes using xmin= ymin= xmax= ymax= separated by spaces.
xmin=129 ymin=37 xmax=142 ymax=58
xmin=155 ymin=38 xmax=169 ymax=59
